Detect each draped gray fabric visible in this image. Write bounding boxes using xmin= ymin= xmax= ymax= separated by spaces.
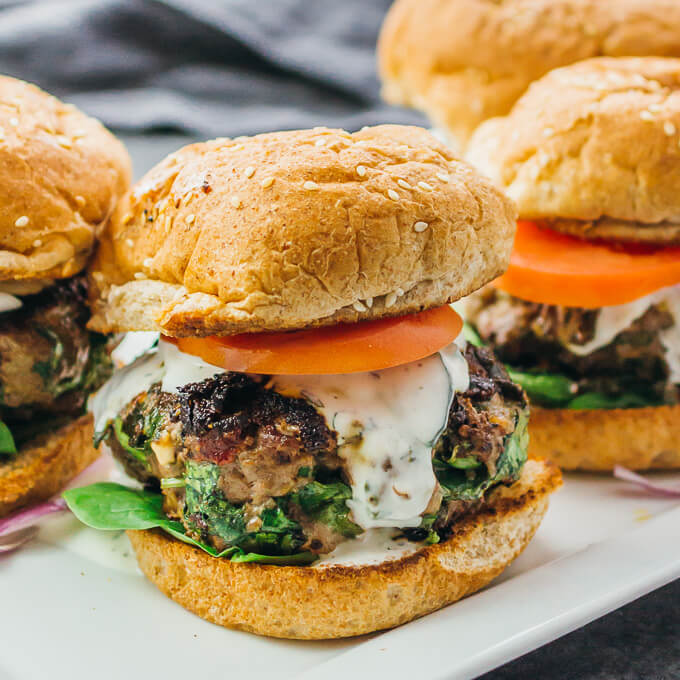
xmin=0 ymin=0 xmax=426 ymax=135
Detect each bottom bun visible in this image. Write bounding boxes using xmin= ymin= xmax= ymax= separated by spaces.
xmin=128 ymin=459 xmax=560 ymax=639
xmin=0 ymin=414 xmax=98 ymax=517
xmin=529 ymin=404 xmax=680 ymax=471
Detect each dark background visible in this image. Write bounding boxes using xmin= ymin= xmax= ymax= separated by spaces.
xmin=0 ymin=1 xmax=677 ymax=677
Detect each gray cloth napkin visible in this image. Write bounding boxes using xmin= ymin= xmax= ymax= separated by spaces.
xmin=0 ymin=0 xmax=426 ymax=135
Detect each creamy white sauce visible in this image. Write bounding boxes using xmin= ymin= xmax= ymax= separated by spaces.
xmin=273 ymin=344 xmax=468 ymax=529
xmin=313 ymin=528 xmax=422 ymax=567
xmin=90 ymin=338 xmax=470 ymax=532
xmin=565 ymin=285 xmax=680 ymax=384
xmin=111 ymin=331 xmax=160 ymax=367
xmin=0 ymin=291 xmax=21 ymax=313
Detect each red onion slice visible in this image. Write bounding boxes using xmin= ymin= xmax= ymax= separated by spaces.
xmin=0 ymin=526 xmax=38 ymax=554
xmin=614 ymin=465 xmax=680 ymax=498
xmin=0 ymin=498 xmax=67 ymax=538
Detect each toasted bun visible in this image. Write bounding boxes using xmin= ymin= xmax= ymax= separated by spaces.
xmin=0 ymin=414 xmax=97 ymax=517
xmin=529 ymin=405 xmax=680 ymax=471
xmin=87 ymin=125 xmax=517 ymax=337
xmin=379 ymin=0 xmax=680 ymax=145
xmin=0 ymin=76 xmax=131 ymax=282
xmin=467 ymin=57 xmax=680 ymax=243
xmin=127 ymin=459 xmax=560 ymax=639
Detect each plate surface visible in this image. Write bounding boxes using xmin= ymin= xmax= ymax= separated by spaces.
xmin=1 ymin=470 xmax=678 ymax=680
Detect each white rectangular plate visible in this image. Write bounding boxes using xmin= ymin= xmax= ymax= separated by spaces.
xmin=1 ymin=469 xmax=678 ymax=680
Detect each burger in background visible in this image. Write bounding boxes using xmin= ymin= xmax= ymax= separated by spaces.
xmin=0 ymin=76 xmax=131 ymax=517
xmin=464 ymin=57 xmax=680 ymax=470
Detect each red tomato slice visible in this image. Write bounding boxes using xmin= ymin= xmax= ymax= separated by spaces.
xmin=495 ymin=221 xmax=680 ymax=308
xmin=165 ymin=305 xmax=463 ymax=375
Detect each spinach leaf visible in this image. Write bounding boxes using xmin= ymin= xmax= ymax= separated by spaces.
xmin=506 ymin=368 xmax=576 ymax=406
xmin=436 ymin=411 xmax=528 ymax=503
xmin=462 ymin=322 xmax=484 ymax=347
xmin=289 ymin=480 xmax=362 ymax=538
xmin=62 ymin=482 xmax=316 ymax=565
xmin=112 ymin=417 xmax=149 ymax=467
xmin=566 ymin=391 xmax=657 ymax=410
xmin=0 ymin=420 xmax=17 ymax=456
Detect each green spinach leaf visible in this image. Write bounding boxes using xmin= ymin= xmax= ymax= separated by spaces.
xmin=0 ymin=420 xmax=17 ymax=456
xmin=62 ymin=482 xmax=316 ymax=565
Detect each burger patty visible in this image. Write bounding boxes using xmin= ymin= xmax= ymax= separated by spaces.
xmin=0 ymin=277 xmax=112 ymax=448
xmin=106 ymin=344 xmax=528 ymax=556
xmin=465 ymin=288 xmax=678 ymax=404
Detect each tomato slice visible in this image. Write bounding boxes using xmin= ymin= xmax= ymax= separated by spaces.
xmin=165 ymin=305 xmax=463 ymax=375
xmin=495 ymin=221 xmax=680 ymax=308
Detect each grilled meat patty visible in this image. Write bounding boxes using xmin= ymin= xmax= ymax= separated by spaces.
xmin=465 ymin=288 xmax=679 ymax=405
xmin=0 ymin=277 xmax=112 ymax=448
xmin=105 ymin=344 xmax=528 ymax=556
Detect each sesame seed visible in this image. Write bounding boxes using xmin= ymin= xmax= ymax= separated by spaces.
xmin=664 ymin=121 xmax=676 ymax=136
xmin=365 ymin=297 xmax=373 ymax=308
xmin=353 ymin=301 xmax=367 ymax=313
xmin=134 ymin=272 xmax=146 ymax=280
xmin=356 ymin=165 xmax=367 ymax=177
xmin=304 ymin=181 xmax=319 ymax=190
xmin=244 ymin=166 xmax=255 ymax=178
xmin=15 ymin=216 xmax=29 ymax=227
xmin=75 ymin=195 xmax=86 ymax=208
xmin=230 ymin=196 xmax=242 ymax=208
xmin=33 ymin=239 xmax=42 ymax=247
xmin=261 ymin=177 xmax=274 ymax=188
xmin=9 ymin=117 xmax=18 ymax=127
xmin=0 ymin=127 xmax=5 ymax=139
xmin=387 ymin=189 xmax=399 ymax=200
xmin=354 ymin=140 xmax=368 ymax=146
xmin=395 ymin=287 xmax=405 ymax=297
xmin=417 ymin=181 xmax=433 ymax=191
xmin=649 ymin=103 xmax=662 ymax=113
xmin=143 ymin=257 xmax=153 ymax=268
xmin=397 ymin=179 xmax=412 ymax=190
xmin=314 ymin=138 xmax=326 ymax=147
xmin=56 ymin=135 xmax=72 ymax=148
xmin=436 ymin=172 xmax=449 ymax=182
xmin=385 ymin=292 xmax=397 ymax=308
xmin=186 ymin=214 xmax=196 ymax=224
xmin=542 ymin=127 xmax=554 ymax=137
xmin=126 ymin=239 xmax=134 ymax=247
xmin=414 ymin=221 xmax=429 ymax=232
xmin=640 ymin=110 xmax=655 ymax=121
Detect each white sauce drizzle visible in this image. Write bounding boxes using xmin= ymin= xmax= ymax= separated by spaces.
xmin=565 ymin=285 xmax=680 ymax=384
xmin=0 ymin=291 xmax=21 ymax=313
xmin=90 ymin=338 xmax=470 ymax=531
xmin=313 ymin=528 xmax=422 ymax=567
xmin=272 ymin=345 xmax=468 ymax=529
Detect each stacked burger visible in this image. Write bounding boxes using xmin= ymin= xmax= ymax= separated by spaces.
xmin=66 ymin=125 xmax=561 ymax=639
xmin=464 ymin=58 xmax=680 ymax=469
xmin=0 ymin=77 xmax=130 ymax=517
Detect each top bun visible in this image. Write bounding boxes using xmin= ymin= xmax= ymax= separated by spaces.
xmin=378 ymin=0 xmax=680 ymax=146
xmin=466 ymin=58 xmax=680 ymax=243
xmin=87 ymin=125 xmax=516 ymax=337
xmin=0 ymin=76 xmax=131 ymax=282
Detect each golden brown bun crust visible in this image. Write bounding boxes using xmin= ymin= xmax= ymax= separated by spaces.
xmin=0 ymin=414 xmax=97 ymax=517
xmin=467 ymin=58 xmax=680 ymax=243
xmin=0 ymin=76 xmax=131 ymax=281
xmin=87 ymin=125 xmax=517 ymax=336
xmin=529 ymin=405 xmax=680 ymax=471
xmin=379 ymin=0 xmax=680 ymax=145
xmin=127 ymin=459 xmax=560 ymax=639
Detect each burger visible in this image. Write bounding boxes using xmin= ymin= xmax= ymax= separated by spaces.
xmin=0 ymin=76 xmax=131 ymax=517
xmin=66 ymin=125 xmax=560 ymax=639
xmin=378 ymin=0 xmax=680 ymax=147
xmin=464 ymin=57 xmax=680 ymax=470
